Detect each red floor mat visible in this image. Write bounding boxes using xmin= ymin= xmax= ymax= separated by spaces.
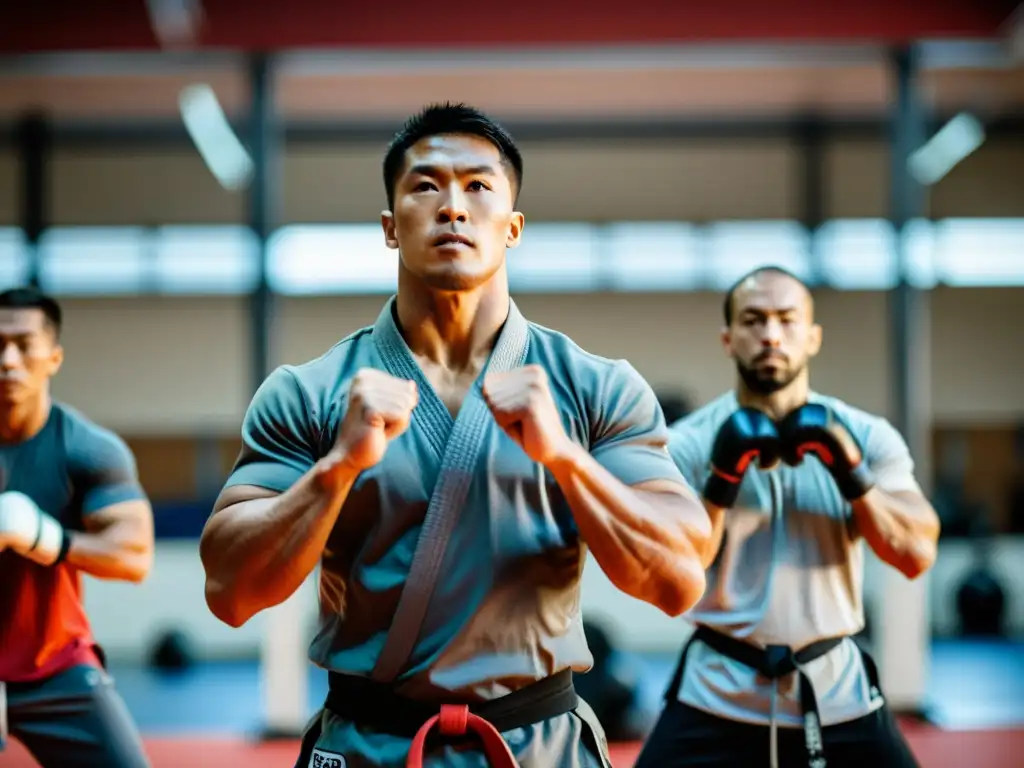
xmin=1 ymin=730 xmax=1019 ymax=767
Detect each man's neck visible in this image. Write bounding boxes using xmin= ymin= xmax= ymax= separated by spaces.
xmin=0 ymin=393 xmax=51 ymax=444
xmin=395 ymin=270 xmax=511 ymax=372
xmin=735 ymin=376 xmax=810 ymax=421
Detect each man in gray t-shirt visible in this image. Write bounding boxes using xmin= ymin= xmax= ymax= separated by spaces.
xmin=0 ymin=287 xmax=154 ymax=768
xmin=635 ymin=266 xmax=941 ymax=768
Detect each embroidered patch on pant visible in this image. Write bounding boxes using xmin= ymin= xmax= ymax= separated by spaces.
xmin=309 ymin=748 xmax=347 ymax=768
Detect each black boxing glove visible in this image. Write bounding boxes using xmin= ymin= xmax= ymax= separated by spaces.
xmin=704 ymin=408 xmax=782 ymax=509
xmin=777 ymin=403 xmax=875 ymax=501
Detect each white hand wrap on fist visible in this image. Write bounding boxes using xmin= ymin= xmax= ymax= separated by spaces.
xmin=0 ymin=491 xmax=66 ymax=566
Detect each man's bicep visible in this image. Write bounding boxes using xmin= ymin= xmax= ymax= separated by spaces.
xmin=82 ymin=499 xmax=153 ymax=535
xmin=588 ymin=361 xmax=689 ymax=488
xmin=867 ymin=418 xmax=923 ymax=495
xmin=225 ymin=366 xmax=320 ymax=494
xmin=213 ymin=484 xmax=280 ymax=515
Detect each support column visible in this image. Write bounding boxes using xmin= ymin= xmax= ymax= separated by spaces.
xmin=797 ymin=117 xmax=825 ymax=285
xmin=879 ymin=44 xmax=934 ymax=720
xmin=247 ymin=53 xmax=309 ymax=741
xmin=248 ymin=53 xmax=277 ymax=393
xmin=17 ymin=112 xmax=49 ymax=289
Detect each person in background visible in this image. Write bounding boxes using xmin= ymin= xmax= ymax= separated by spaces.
xmin=636 ymin=266 xmax=940 ymax=768
xmin=0 ymin=286 xmax=155 ymax=768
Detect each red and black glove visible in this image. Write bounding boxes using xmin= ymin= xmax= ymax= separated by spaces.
xmin=777 ymin=403 xmax=875 ymax=501
xmin=704 ymin=408 xmax=782 ymax=509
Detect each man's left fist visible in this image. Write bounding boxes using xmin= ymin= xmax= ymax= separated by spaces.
xmin=0 ymin=491 xmax=66 ymax=566
xmin=482 ymin=365 xmax=572 ymax=465
xmin=776 ymin=403 xmax=875 ymax=501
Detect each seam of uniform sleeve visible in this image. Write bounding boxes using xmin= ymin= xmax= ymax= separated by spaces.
xmin=82 ymin=482 xmax=148 ymax=515
xmin=590 ymin=358 xmax=637 ymax=445
xmin=281 ymin=365 xmax=323 ymax=447
xmin=223 ymin=462 xmax=304 ymax=493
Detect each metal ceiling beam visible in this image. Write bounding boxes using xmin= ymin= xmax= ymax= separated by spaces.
xmin=0 ymin=40 xmax=1016 ymax=78
xmin=0 ymin=113 xmax=1021 ymax=150
xmin=0 ymin=50 xmax=245 ymax=77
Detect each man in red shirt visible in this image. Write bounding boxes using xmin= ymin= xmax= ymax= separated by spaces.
xmin=0 ymin=287 xmax=155 ymax=768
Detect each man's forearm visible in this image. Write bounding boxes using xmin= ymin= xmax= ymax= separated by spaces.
xmin=699 ymin=501 xmax=727 ymax=570
xmin=67 ymin=527 xmax=153 ymax=583
xmin=200 ymin=458 xmax=359 ymax=626
xmin=548 ymin=443 xmax=709 ymax=616
xmin=851 ymin=487 xmax=940 ymax=579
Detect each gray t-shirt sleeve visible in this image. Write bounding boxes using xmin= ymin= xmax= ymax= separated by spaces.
xmin=224 ymin=366 xmax=321 ymax=493
xmin=69 ymin=425 xmax=148 ymax=516
xmin=667 ymin=426 xmax=708 ymax=490
xmin=588 ymin=360 xmax=686 ymax=487
xmin=864 ymin=417 xmax=923 ymax=495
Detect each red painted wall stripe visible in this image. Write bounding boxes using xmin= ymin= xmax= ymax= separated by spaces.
xmin=2 ymin=0 xmax=1018 ymax=54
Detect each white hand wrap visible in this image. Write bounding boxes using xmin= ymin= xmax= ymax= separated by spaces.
xmin=0 ymin=491 xmax=66 ymax=566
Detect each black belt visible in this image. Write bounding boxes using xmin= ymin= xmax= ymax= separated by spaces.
xmin=666 ymin=625 xmax=881 ymax=768
xmin=324 ymin=668 xmax=579 ymax=741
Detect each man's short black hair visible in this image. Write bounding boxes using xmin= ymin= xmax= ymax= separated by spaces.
xmin=382 ymin=102 xmax=524 ymax=210
xmin=0 ymin=286 xmax=62 ymax=339
xmin=722 ymin=266 xmax=810 ymax=325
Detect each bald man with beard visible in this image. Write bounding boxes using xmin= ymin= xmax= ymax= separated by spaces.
xmin=635 ymin=266 xmax=941 ymax=768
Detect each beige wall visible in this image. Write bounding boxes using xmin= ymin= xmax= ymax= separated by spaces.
xmin=49 ymin=287 xmax=1023 ymax=435
xmin=8 ymin=131 xmax=1020 ymax=431
xmin=824 ymin=138 xmax=1024 ymax=219
xmin=0 ymin=137 xmax=1022 ymax=226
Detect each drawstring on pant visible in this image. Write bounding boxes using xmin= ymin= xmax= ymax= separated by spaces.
xmin=768 ymin=474 xmax=783 ymax=768
xmin=0 ymin=682 xmax=8 ymax=751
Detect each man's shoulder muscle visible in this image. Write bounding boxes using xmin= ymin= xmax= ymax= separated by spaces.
xmin=48 ymin=403 xmax=146 ymax=514
xmin=288 ymin=326 xmax=376 ymax=384
xmin=53 ymin=402 xmax=133 ymax=468
xmin=279 ymin=326 xmax=377 ymax=416
xmin=525 ymin=321 xmax=634 ymax=388
xmin=227 ymin=328 xmax=376 ymax=497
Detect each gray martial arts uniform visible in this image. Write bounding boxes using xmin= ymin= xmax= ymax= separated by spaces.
xmin=223 ymin=296 xmax=685 ymax=768
xmin=664 ymin=391 xmax=921 ymax=731
xmin=0 ymin=403 xmax=151 ymax=768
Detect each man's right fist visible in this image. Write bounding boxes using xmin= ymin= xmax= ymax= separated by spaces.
xmin=704 ymin=408 xmax=781 ymax=509
xmin=331 ymin=368 xmax=418 ymax=472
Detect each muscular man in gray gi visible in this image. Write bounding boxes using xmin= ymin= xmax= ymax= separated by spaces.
xmin=200 ymin=103 xmax=711 ymax=768
xmin=635 ymin=266 xmax=941 ymax=768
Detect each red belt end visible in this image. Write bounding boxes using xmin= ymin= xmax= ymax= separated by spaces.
xmin=407 ymin=705 xmax=520 ymax=768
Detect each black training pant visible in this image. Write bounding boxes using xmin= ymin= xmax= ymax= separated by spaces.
xmin=3 ymin=663 xmax=151 ymax=768
xmin=634 ymin=700 xmax=920 ymax=768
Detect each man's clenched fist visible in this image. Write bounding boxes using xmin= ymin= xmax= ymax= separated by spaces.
xmin=0 ymin=491 xmax=66 ymax=566
xmin=482 ymin=365 xmax=571 ymax=465
xmin=704 ymin=408 xmax=781 ymax=509
xmin=330 ymin=368 xmax=418 ymax=474
xmin=777 ymin=403 xmax=875 ymax=501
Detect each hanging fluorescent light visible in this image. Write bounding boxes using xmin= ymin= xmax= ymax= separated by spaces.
xmin=144 ymin=0 xmax=203 ymax=48
xmin=907 ymin=112 xmax=986 ymax=186
xmin=179 ymin=84 xmax=254 ymax=191
xmin=1004 ymin=4 xmax=1024 ymax=63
